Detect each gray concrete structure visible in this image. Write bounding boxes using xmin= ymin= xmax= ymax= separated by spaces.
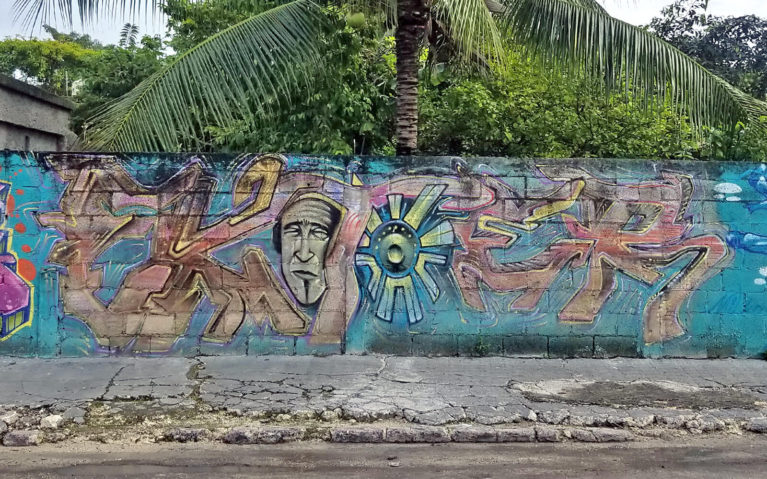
xmin=0 ymin=75 xmax=75 ymax=151
xmin=0 ymin=356 xmax=765 ymax=443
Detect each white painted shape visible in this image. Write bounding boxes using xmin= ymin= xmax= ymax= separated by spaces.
xmin=714 ymin=183 xmax=742 ymax=194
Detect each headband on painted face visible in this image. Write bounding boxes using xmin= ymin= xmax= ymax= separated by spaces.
xmin=272 ymin=193 xmax=345 ymax=253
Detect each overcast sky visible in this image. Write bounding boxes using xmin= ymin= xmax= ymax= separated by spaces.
xmin=1 ymin=0 xmax=767 ymax=45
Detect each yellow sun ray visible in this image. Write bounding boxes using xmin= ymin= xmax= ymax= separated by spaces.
xmin=403 ymin=184 xmax=447 ymax=230
xmin=388 ymin=194 xmax=403 ymax=220
xmin=366 ymin=209 xmax=383 ymax=234
xmin=420 ymin=220 xmax=455 ymax=247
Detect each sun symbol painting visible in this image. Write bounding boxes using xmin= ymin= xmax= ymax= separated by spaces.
xmin=355 ymin=184 xmax=456 ymax=324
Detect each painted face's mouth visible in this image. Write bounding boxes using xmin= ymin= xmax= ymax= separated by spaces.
xmin=291 ymin=269 xmax=318 ymax=280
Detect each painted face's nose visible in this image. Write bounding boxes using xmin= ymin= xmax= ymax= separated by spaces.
xmin=295 ymin=233 xmax=314 ymax=262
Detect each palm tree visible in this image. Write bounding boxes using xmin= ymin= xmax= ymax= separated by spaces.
xmin=118 ymin=23 xmax=139 ymax=48
xmin=15 ymin=0 xmax=767 ymax=154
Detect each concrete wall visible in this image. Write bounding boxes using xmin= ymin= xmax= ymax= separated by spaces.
xmin=0 ymin=122 xmax=64 ymax=151
xmin=0 ymin=76 xmax=74 ymax=151
xmin=0 ymin=151 xmax=764 ymax=358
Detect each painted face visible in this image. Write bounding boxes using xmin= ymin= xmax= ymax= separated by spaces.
xmin=279 ymin=198 xmax=338 ymax=305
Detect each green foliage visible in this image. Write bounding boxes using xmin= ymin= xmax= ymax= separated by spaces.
xmin=473 ymin=336 xmax=490 ymax=357
xmin=74 ymin=35 xmax=165 ymax=136
xmin=419 ymin=55 xmax=699 ymax=159
xmin=650 ymin=0 xmax=767 ymax=101
xmin=648 ymin=0 xmax=767 ymax=160
xmin=42 ymin=25 xmax=102 ymax=49
xmin=160 ymin=0 xmax=396 ymax=154
xmin=500 ymin=0 xmax=767 ymax=134
xmin=698 ymin=119 xmax=767 ymax=162
xmin=3 ymin=0 xmax=766 ymax=160
xmin=82 ymin=0 xmax=326 ymax=151
xmin=162 ymin=0 xmax=271 ymax=53
xmin=15 ymin=0 xmax=765 ymax=153
xmin=0 ymin=35 xmax=96 ymax=96
xmin=204 ymin=7 xmax=396 ymax=155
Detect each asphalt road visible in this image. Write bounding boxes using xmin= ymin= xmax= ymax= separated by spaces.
xmin=1 ymin=437 xmax=766 ymax=478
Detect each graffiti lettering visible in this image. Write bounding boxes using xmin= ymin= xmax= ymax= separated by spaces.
xmin=449 ymin=167 xmax=727 ymax=343
xmin=39 ymin=155 xmax=311 ymax=352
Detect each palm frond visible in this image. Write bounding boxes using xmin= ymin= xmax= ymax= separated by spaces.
xmin=432 ymin=0 xmax=507 ymax=68
xmin=501 ymin=0 xmax=767 ymax=130
xmin=79 ymin=0 xmax=326 ymax=151
xmin=13 ymin=0 xmax=158 ymax=29
xmin=565 ymin=0 xmax=605 ymax=13
xmin=485 ymin=0 xmax=606 ymax=14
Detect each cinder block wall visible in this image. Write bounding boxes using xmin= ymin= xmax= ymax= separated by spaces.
xmin=0 ymin=152 xmax=764 ymax=358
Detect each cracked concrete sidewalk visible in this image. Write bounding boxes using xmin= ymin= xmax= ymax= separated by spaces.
xmin=0 ymin=356 xmax=766 ymax=446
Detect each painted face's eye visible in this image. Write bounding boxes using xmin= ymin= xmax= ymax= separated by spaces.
xmin=283 ymin=223 xmax=302 ymax=237
xmin=309 ymin=225 xmax=329 ymax=240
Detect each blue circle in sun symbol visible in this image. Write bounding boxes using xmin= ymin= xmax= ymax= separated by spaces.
xmin=355 ymin=185 xmax=455 ymax=324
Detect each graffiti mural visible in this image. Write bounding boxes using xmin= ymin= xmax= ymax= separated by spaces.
xmin=447 ymin=167 xmax=728 ymax=344
xmin=0 ymin=152 xmax=764 ymax=358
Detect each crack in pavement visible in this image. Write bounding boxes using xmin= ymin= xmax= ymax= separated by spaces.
xmin=98 ymin=366 xmax=127 ymax=401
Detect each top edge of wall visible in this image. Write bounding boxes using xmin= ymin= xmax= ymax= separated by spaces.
xmin=2 ymin=150 xmax=764 ymax=171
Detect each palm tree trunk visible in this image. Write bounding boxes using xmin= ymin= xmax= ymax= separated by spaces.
xmin=395 ymin=0 xmax=427 ymax=156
